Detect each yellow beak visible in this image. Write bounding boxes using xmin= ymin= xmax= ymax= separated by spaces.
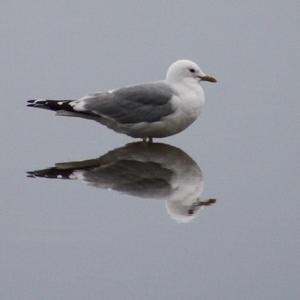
xmin=198 ymin=75 xmax=217 ymax=83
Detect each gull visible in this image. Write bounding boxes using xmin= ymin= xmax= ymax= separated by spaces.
xmin=27 ymin=59 xmax=217 ymax=142
xmin=27 ymin=142 xmax=216 ymax=223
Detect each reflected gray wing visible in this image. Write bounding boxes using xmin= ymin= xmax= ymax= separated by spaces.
xmin=27 ymin=143 xmax=175 ymax=198
xmin=81 ymin=82 xmax=176 ymax=124
xmin=80 ymin=160 xmax=173 ymax=197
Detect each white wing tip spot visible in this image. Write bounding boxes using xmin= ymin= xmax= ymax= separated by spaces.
xmin=33 ymin=98 xmax=45 ymax=104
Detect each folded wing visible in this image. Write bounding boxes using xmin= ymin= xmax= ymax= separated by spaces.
xmin=77 ymin=82 xmax=176 ymax=124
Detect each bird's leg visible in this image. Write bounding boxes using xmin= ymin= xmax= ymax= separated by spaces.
xmin=142 ymin=137 xmax=153 ymax=144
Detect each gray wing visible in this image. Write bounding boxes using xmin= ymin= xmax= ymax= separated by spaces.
xmin=80 ymin=82 xmax=176 ymax=124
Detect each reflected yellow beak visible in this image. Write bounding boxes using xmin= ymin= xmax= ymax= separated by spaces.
xmin=198 ymin=75 xmax=217 ymax=83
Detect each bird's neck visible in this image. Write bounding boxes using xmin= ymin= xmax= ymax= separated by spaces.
xmin=169 ymin=78 xmax=204 ymax=97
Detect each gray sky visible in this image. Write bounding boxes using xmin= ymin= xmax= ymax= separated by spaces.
xmin=0 ymin=1 xmax=299 ymax=299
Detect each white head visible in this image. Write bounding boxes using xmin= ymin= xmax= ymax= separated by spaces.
xmin=166 ymin=59 xmax=217 ymax=84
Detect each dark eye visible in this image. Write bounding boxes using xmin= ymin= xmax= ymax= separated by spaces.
xmin=189 ymin=68 xmax=195 ymax=73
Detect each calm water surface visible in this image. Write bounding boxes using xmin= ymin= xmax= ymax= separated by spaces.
xmin=1 ymin=1 xmax=299 ymax=299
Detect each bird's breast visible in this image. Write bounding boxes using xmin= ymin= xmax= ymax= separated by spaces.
xmin=174 ymin=83 xmax=204 ymax=120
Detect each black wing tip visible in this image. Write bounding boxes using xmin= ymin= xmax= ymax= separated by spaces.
xmin=27 ymin=99 xmax=43 ymax=107
xmin=26 ymin=168 xmax=74 ymax=179
xmin=26 ymin=171 xmax=36 ymax=178
xmin=27 ymin=99 xmax=35 ymax=107
xmin=26 ymin=99 xmax=76 ymax=111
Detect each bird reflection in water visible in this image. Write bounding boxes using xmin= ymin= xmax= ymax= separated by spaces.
xmin=27 ymin=143 xmax=216 ymax=223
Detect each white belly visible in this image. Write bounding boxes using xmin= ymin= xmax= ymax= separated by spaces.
xmin=117 ymin=86 xmax=204 ymax=138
